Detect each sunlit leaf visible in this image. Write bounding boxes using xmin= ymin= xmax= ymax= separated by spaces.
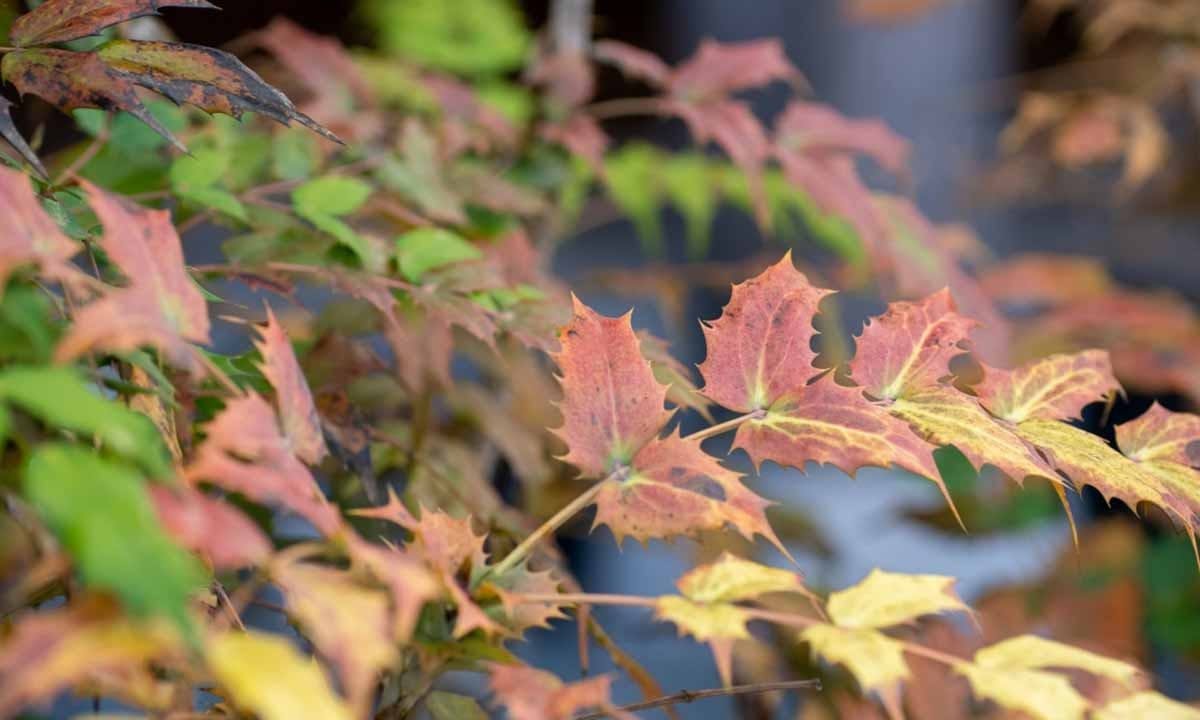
xmin=825 ymin=569 xmax=969 ymax=629
xmin=975 ymin=350 xmax=1120 ymax=423
xmin=1094 ymin=692 xmax=1200 ymax=720
xmin=206 ymin=630 xmax=353 ymax=720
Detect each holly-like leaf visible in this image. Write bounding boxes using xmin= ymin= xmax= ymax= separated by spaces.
xmin=1116 ymin=402 xmax=1200 ymax=467
xmin=0 ymin=165 xmax=77 ymax=289
xmin=10 ymin=0 xmax=216 ymax=47
xmin=698 ymin=253 xmax=832 ymax=412
xmin=800 ymin=624 xmax=908 ymax=709
xmin=825 ymin=569 xmax=969 ymax=629
xmin=488 ymin=665 xmax=632 ymax=720
xmin=0 ymin=98 xmax=47 ymax=178
xmin=186 ymin=394 xmax=341 ymax=536
xmin=206 ymin=630 xmax=354 ymax=720
xmin=272 ymin=560 xmax=395 ymax=717
xmin=551 ymin=296 xmax=672 ymax=478
xmin=975 ymin=350 xmax=1120 ymax=423
xmin=890 ymin=387 xmax=1061 ymax=488
xmin=255 ymin=305 xmax=327 ymax=465
xmin=1094 ymin=692 xmax=1200 ymax=720
xmin=676 ymin=552 xmax=806 ymax=604
xmin=0 ymin=597 xmax=181 ymax=719
xmin=958 ymin=635 xmax=1139 ymax=720
xmin=849 ymin=289 xmax=977 ymax=401
xmin=56 ymin=182 xmax=210 ymax=369
xmin=593 ymin=431 xmax=786 ymax=553
xmin=1016 ymin=419 xmax=1192 ymax=529
xmin=148 ymin=485 xmax=271 ymax=570
xmin=343 ymin=533 xmax=441 ymax=643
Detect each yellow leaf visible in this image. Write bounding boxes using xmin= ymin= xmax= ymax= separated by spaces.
xmin=207 ymin=631 xmax=353 ymax=720
xmin=957 ymin=665 xmax=1087 ymax=720
xmin=974 ymin=635 xmax=1139 ymax=686
xmin=654 ymin=596 xmax=750 ymax=641
xmin=801 ymin=624 xmax=908 ymax=695
xmin=974 ymin=350 xmax=1119 ymax=423
xmin=1094 ymin=691 xmax=1200 ymax=720
xmin=1017 ymin=419 xmax=1192 ymax=528
xmin=676 ymin=552 xmax=805 ymax=604
xmin=825 ymin=569 xmax=969 ymax=629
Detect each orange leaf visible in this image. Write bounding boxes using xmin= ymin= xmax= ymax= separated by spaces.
xmin=849 ymin=288 xmax=977 ymax=400
xmin=551 ymin=296 xmax=672 ymax=478
xmin=975 ymin=350 xmax=1121 ymax=423
xmin=593 ymin=430 xmax=787 ymax=555
xmin=489 ymin=664 xmax=633 ymax=720
xmin=255 ymin=305 xmax=328 ymax=465
xmin=148 ymin=485 xmax=271 ymax=570
xmin=186 ymin=394 xmax=341 ymax=536
xmin=698 ymin=253 xmax=833 ymax=413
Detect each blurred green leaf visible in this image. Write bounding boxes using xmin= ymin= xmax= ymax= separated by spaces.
xmin=293 ymin=176 xmax=373 ymax=218
xmin=395 ymin=228 xmax=481 ymax=281
xmin=364 ymin=0 xmax=530 ymax=76
xmin=604 ymin=143 xmax=664 ymax=256
xmin=662 ymin=154 xmax=719 ymax=260
xmin=0 ymin=366 xmax=170 ymax=477
xmin=427 ymin=691 xmax=487 ymax=720
xmin=24 ymin=444 xmax=207 ymax=635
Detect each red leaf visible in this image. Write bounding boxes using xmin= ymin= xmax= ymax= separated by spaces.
xmin=593 ymin=430 xmax=788 ymax=555
xmin=0 ymin=166 xmax=78 ymax=290
xmin=551 ymin=296 xmax=672 ymax=478
xmin=540 ymin=113 xmax=609 ymax=174
xmin=56 ymin=183 xmax=210 ymax=369
xmin=849 ymin=288 xmax=978 ymax=400
xmin=698 ymin=253 xmax=833 ymax=413
xmin=185 ymin=394 xmax=341 ymax=536
xmin=775 ymin=101 xmax=910 ymax=177
xmin=255 ymin=306 xmax=328 ymax=465
xmin=148 ymin=485 xmax=271 ymax=570
xmin=668 ymin=98 xmax=773 ymax=222
xmin=10 ymin=0 xmax=216 ymax=47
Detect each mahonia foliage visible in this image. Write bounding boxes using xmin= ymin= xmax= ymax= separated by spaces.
xmin=0 ymin=1 xmax=1198 ymax=719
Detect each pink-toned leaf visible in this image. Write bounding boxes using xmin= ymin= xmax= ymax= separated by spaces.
xmin=10 ymin=0 xmax=216 ymax=47
xmin=0 ymin=166 xmax=77 ymax=290
xmin=343 ymin=534 xmax=441 ymax=642
xmin=551 ymin=296 xmax=673 ymax=478
xmin=975 ymin=350 xmax=1121 ymax=424
xmin=593 ymin=431 xmax=788 ymax=555
xmin=667 ymin=98 xmax=772 ymax=223
xmin=489 ymin=665 xmax=633 ymax=720
xmin=148 ymin=485 xmax=271 ymax=570
xmin=849 ymin=288 xmax=977 ymax=400
xmin=775 ymin=101 xmax=910 ymax=176
xmin=668 ymin=38 xmax=799 ymax=100
xmin=540 ymin=113 xmax=609 ymax=173
xmin=1116 ymin=403 xmax=1200 ymax=467
xmin=698 ymin=253 xmax=834 ymax=413
xmin=185 ymin=394 xmax=341 ymax=536
xmin=255 ymin=305 xmax=327 ymax=465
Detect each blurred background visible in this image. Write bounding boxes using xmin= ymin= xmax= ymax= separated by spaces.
xmin=6 ymin=0 xmax=1199 ymax=717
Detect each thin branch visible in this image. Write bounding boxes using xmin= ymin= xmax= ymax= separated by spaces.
xmin=585 ymin=97 xmax=670 ymax=121
xmin=211 ymin=581 xmax=245 ymax=631
xmin=518 ymin=592 xmax=658 ymax=608
xmin=575 ymin=679 xmax=822 ymax=719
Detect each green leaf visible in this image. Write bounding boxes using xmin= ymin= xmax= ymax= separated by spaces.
xmin=292 ymin=176 xmax=373 ymax=218
xmin=0 ymin=366 xmax=170 ymax=477
xmin=604 ymin=143 xmax=663 ymax=255
xmin=363 ymin=0 xmax=531 ymax=76
xmin=662 ymin=154 xmax=718 ymax=260
xmin=272 ymin=129 xmax=318 ymax=181
xmin=395 ymin=228 xmax=481 ymax=281
xmin=0 ymin=285 xmax=59 ymax=364
xmin=426 ymin=691 xmax=488 ymax=720
xmin=177 ymin=186 xmax=248 ymax=222
xmin=24 ymin=444 xmax=207 ymax=635
xmin=170 ymin=146 xmax=228 ymax=190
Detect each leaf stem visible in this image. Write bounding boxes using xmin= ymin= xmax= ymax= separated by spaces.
xmin=585 ymin=97 xmax=670 ymax=121
xmin=683 ymin=409 xmax=765 ymax=443
xmin=490 ymin=411 xmax=762 ymax=578
xmin=518 ymin=591 xmax=658 ymax=608
xmin=575 ymin=679 xmax=822 ymax=720
xmin=489 ymin=477 xmax=613 ymax=578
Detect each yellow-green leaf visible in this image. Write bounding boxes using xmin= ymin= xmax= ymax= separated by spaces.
xmin=826 ymin=568 xmax=968 ymax=629
xmin=973 ymin=635 xmax=1139 ymax=686
xmin=654 ymin=596 xmax=750 ymax=641
xmin=957 ymin=665 xmax=1087 ymax=720
xmin=676 ymin=552 xmax=805 ymax=604
xmin=974 ymin=350 xmax=1120 ymax=423
xmin=207 ymin=631 xmax=353 ymax=720
xmin=1094 ymin=692 xmax=1200 ymax=720
xmin=801 ymin=624 xmax=908 ymax=697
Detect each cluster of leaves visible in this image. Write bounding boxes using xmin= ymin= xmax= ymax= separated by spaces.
xmin=0 ymin=1 xmax=1198 ymax=719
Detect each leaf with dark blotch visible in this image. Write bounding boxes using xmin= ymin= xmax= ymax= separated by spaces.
xmin=97 ymin=40 xmax=340 ymax=144
xmin=9 ymin=0 xmax=217 ymax=47
xmin=0 ymin=97 xmax=46 ymax=178
xmin=3 ymin=49 xmax=186 ymax=152
xmin=593 ymin=431 xmax=790 ymax=557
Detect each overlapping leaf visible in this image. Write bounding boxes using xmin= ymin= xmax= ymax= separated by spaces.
xmin=489 ymin=664 xmax=633 ymax=720
xmin=56 ymin=182 xmax=210 ymax=369
xmin=0 ymin=166 xmax=78 ymax=289
xmin=255 ymin=306 xmax=328 ymax=465
xmin=9 ymin=0 xmax=216 ymax=47
xmin=148 ymin=485 xmax=271 ymax=570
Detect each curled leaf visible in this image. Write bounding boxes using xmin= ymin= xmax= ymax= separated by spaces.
xmin=255 ymin=305 xmax=327 ymax=465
